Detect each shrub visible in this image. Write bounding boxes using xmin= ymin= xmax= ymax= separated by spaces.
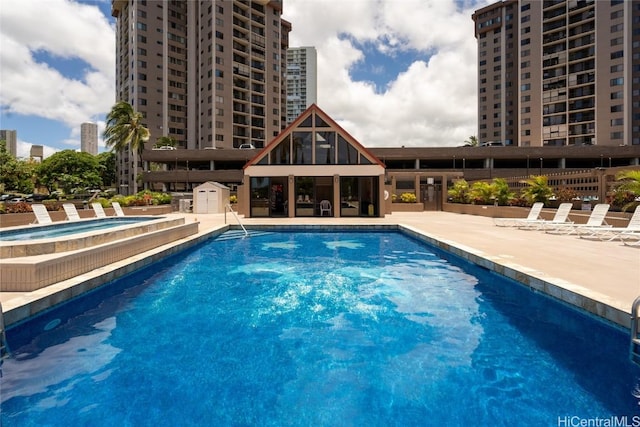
xmin=554 ymin=187 xmax=579 ymax=202
xmin=399 ymin=192 xmax=417 ymax=203
xmin=448 ymin=179 xmax=469 ymax=203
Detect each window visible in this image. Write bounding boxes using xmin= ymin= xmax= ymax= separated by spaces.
xmin=611 ymin=118 xmax=623 ymax=126
xmin=610 ymin=77 xmax=624 ymax=86
xmin=611 ymin=50 xmax=623 ymax=59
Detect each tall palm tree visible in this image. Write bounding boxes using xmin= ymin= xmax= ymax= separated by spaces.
xmin=464 ymin=136 xmax=478 ymax=147
xmin=103 ymin=101 xmax=150 ymax=155
xmin=615 ymin=170 xmax=640 ymax=196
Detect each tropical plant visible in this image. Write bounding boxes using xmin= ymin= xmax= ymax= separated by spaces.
xmin=554 ymin=187 xmax=579 ymax=202
xmin=492 ymin=178 xmax=514 ymax=205
xmin=103 ymin=101 xmax=150 ymax=155
xmin=469 ymin=181 xmax=493 ymax=204
xmin=611 ymin=170 xmax=640 ymax=211
xmin=448 ymin=179 xmax=470 ymax=203
xmin=399 ymin=192 xmax=417 ymax=203
xmin=520 ymin=175 xmax=554 ymax=205
xmin=464 ymin=136 xmax=479 ymax=147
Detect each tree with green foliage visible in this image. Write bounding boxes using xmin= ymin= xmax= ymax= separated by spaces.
xmin=37 ymin=150 xmax=102 ymax=195
xmin=154 ymin=136 xmax=177 ymax=149
xmin=0 ymin=140 xmax=36 ymax=194
xmin=464 ymin=136 xmax=479 ymax=147
xmin=96 ymin=151 xmax=116 ymax=187
xmin=612 ymin=170 xmax=640 ymax=211
xmin=520 ymin=175 xmax=554 ymax=205
xmin=103 ymin=101 xmax=150 ymax=155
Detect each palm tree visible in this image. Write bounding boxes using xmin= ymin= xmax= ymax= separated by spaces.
xmin=613 ymin=170 xmax=640 ymax=211
xmin=520 ymin=175 xmax=554 ymax=205
xmin=103 ymin=101 xmax=150 ymax=155
xmin=464 ymin=136 xmax=479 ymax=147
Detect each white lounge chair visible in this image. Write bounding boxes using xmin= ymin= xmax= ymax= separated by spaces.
xmin=92 ymin=202 xmax=107 ymax=218
xmin=320 ymin=200 xmax=332 ymax=216
xmin=579 ymin=206 xmax=640 ymax=241
xmin=112 ymin=202 xmax=126 ymax=217
xmin=494 ymin=202 xmax=544 ymax=227
xmin=545 ymin=203 xmax=610 ymax=235
xmin=62 ymin=203 xmax=81 ymax=221
xmin=621 ymin=230 xmax=640 ymax=247
xmin=518 ymin=202 xmax=573 ymax=231
xmin=31 ymin=204 xmax=53 ymax=224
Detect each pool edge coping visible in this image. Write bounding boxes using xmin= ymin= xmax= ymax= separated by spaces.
xmin=1 ymin=223 xmax=631 ymax=331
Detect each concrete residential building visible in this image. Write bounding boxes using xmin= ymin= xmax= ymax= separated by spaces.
xmin=0 ymin=130 xmax=17 ymax=157
xmin=110 ymin=0 xmax=290 ymax=194
xmin=286 ymin=46 xmax=317 ymax=124
xmin=80 ymin=122 xmax=99 ymax=155
xmin=472 ymin=0 xmax=639 ymax=147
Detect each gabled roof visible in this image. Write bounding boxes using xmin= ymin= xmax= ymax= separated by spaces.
xmin=244 ymin=104 xmax=385 ymax=169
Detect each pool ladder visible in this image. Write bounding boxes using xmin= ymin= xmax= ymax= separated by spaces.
xmin=225 ymin=204 xmax=248 ymax=237
xmin=0 ymin=301 xmax=9 ymax=368
xmin=631 ymin=296 xmax=640 ymax=365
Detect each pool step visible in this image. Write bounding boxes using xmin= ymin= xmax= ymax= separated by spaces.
xmin=214 ymin=229 xmax=272 ymax=241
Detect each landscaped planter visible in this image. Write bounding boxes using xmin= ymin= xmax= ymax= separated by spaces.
xmin=390 ymin=203 xmax=424 ymax=212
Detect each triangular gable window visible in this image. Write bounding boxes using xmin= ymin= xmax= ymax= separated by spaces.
xmin=246 ymin=105 xmax=384 ymax=168
xmin=299 ymin=115 xmax=313 ymax=128
xmin=315 ymin=114 xmax=330 ymax=128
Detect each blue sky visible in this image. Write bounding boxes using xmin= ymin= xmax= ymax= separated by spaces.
xmin=0 ymin=0 xmax=485 ymax=159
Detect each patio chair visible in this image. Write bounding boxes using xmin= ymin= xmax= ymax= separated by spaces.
xmin=31 ymin=204 xmax=53 ymax=224
xmin=579 ymin=206 xmax=640 ymax=241
xmin=518 ymin=202 xmax=573 ymax=231
xmin=493 ymin=202 xmax=544 ymax=227
xmin=112 ymin=201 xmax=126 ymax=217
xmin=62 ymin=203 xmax=82 ymax=221
xmin=320 ymin=200 xmax=332 ymax=216
xmin=92 ymin=202 xmax=108 ymax=218
xmin=545 ymin=203 xmax=610 ymax=235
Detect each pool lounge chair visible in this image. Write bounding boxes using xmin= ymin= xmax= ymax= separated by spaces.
xmin=579 ymin=206 xmax=640 ymax=241
xmin=494 ymin=202 xmax=544 ymax=227
xmin=621 ymin=230 xmax=640 ymax=247
xmin=545 ymin=203 xmax=610 ymax=235
xmin=62 ymin=203 xmax=81 ymax=221
xmin=31 ymin=204 xmax=53 ymax=224
xmin=517 ymin=202 xmax=573 ymax=231
xmin=112 ymin=202 xmax=126 ymax=217
xmin=92 ymin=203 xmax=107 ymax=218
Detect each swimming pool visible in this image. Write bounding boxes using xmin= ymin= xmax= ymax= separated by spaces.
xmin=2 ymin=230 xmax=639 ymax=425
xmin=0 ymin=217 xmax=159 ymax=241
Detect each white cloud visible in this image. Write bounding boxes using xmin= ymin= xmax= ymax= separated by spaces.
xmin=0 ymin=0 xmax=114 ymax=149
xmin=284 ymin=0 xmax=489 ymax=147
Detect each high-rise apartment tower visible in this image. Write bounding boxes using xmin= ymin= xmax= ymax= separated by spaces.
xmin=286 ymin=46 xmax=317 ymax=124
xmin=472 ymin=0 xmax=639 ymax=147
xmin=81 ymin=122 xmax=99 ymax=155
xmin=0 ymin=130 xmax=17 ymax=157
xmin=111 ymin=0 xmax=291 ymax=193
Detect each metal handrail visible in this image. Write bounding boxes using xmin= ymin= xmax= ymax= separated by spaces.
xmin=225 ymin=204 xmax=248 ymax=236
xmin=630 ymin=296 xmax=640 ymax=364
xmin=0 ymin=301 xmax=9 ymax=363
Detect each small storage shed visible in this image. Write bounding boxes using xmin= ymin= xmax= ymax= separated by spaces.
xmin=193 ymin=181 xmax=230 ymax=214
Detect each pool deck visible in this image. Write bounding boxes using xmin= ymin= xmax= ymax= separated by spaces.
xmin=1 ymin=211 xmax=638 ymax=329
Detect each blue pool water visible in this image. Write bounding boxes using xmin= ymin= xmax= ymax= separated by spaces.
xmin=2 ymin=230 xmax=639 ymax=426
xmin=0 ymin=217 xmax=158 ymax=241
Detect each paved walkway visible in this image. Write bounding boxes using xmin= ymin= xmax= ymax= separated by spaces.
xmin=2 ymin=211 xmax=639 ymax=328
